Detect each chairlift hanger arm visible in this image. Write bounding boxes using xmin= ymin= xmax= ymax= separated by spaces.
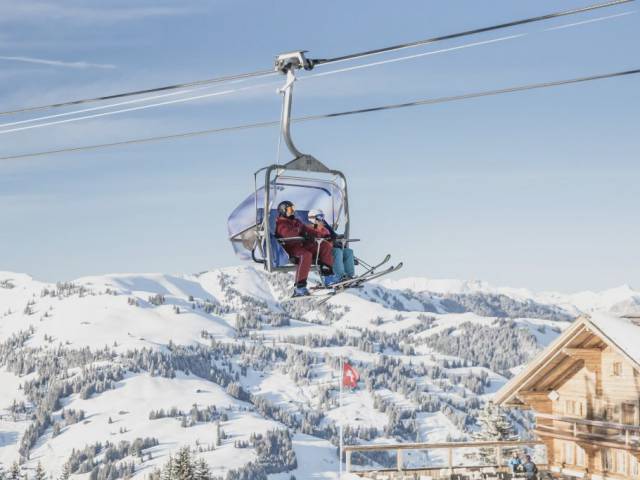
xmin=274 ymin=51 xmax=315 ymax=160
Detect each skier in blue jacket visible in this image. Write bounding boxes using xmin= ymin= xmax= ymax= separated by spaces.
xmin=308 ymin=209 xmax=356 ymax=281
xmin=508 ymin=452 xmax=522 ymax=473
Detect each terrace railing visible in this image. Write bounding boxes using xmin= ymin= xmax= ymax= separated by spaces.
xmin=535 ymin=413 xmax=640 ymax=450
xmin=344 ymin=440 xmax=547 ymax=478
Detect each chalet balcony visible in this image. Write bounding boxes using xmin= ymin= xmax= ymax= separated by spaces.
xmin=535 ymin=413 xmax=640 ymax=451
xmin=344 ymin=440 xmax=549 ymax=480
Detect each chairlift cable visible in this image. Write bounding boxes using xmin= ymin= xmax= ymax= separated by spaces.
xmin=0 ymin=80 xmax=281 ymax=135
xmin=0 ymin=34 xmax=526 ymax=134
xmin=1 ymin=67 xmax=637 ymax=162
xmin=0 ymin=0 xmax=632 ymax=118
xmin=312 ymin=0 xmax=634 ymax=66
xmin=302 ymin=34 xmax=526 ymax=81
xmin=0 ymin=83 xmax=235 ymax=129
xmin=0 ymin=69 xmax=277 ymax=117
xmin=297 ymin=10 xmax=629 ymax=81
xmin=5 ymin=9 xmax=628 ymax=137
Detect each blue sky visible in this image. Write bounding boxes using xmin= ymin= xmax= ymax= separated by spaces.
xmin=0 ymin=0 xmax=638 ymax=291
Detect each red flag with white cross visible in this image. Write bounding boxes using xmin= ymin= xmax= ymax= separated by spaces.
xmin=342 ymin=361 xmax=360 ymax=389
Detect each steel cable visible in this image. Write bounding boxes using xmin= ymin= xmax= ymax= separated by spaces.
xmin=2 ymin=68 xmax=637 ymax=161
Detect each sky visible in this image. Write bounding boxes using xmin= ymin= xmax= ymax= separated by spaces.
xmin=0 ymin=0 xmax=638 ymax=292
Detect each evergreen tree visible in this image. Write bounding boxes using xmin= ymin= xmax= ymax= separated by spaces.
xmin=58 ymin=462 xmax=71 ymax=480
xmin=473 ymin=403 xmax=518 ymax=441
xmin=160 ymin=456 xmax=173 ymax=480
xmin=172 ymin=447 xmax=194 ymax=480
xmin=216 ymin=422 xmax=222 ymax=446
xmin=34 ymin=462 xmax=47 ymax=480
xmin=8 ymin=463 xmax=20 ymax=480
xmin=472 ymin=403 xmax=518 ymax=464
xmin=194 ymin=458 xmax=211 ymax=480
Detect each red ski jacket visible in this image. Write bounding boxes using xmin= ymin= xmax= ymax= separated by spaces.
xmin=275 ymin=216 xmax=329 ymax=247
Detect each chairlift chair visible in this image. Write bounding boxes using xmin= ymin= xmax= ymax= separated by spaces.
xmin=227 ymin=51 xmax=401 ymax=292
xmin=228 ymin=51 xmax=351 ymax=273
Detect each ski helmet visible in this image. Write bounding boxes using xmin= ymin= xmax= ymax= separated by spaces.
xmin=308 ymin=209 xmax=324 ymax=221
xmin=277 ymin=200 xmax=294 ymax=217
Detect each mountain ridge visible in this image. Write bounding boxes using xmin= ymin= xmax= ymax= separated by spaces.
xmin=0 ymin=266 xmax=635 ymax=479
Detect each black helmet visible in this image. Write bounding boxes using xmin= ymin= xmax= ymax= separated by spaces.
xmin=277 ymin=200 xmax=294 ymax=217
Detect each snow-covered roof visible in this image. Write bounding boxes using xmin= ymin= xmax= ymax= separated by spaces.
xmin=586 ymin=311 xmax=640 ymax=368
xmin=494 ymin=312 xmax=640 ymax=406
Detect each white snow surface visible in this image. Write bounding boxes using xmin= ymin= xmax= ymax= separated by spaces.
xmin=588 ymin=311 xmax=640 ymax=366
xmin=0 ymin=267 xmax=633 ymax=478
xmin=380 ymin=277 xmax=640 ymax=316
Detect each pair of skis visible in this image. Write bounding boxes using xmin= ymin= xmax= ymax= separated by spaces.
xmin=286 ymin=254 xmax=402 ymax=302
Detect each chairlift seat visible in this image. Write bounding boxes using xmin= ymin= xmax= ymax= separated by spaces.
xmin=227 ymin=160 xmax=349 ymax=273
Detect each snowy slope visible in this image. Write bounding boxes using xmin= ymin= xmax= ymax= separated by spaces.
xmin=380 ymin=277 xmax=640 ymax=317
xmin=0 ymin=267 xmax=630 ymax=478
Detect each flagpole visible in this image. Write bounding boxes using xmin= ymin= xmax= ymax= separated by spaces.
xmin=339 ymin=356 xmax=343 ymax=479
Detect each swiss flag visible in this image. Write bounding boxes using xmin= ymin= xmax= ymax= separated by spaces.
xmin=342 ymin=362 xmax=360 ymax=389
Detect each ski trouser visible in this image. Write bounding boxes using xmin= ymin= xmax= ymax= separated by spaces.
xmin=332 ymin=247 xmax=355 ymax=279
xmin=285 ymin=240 xmax=333 ymax=287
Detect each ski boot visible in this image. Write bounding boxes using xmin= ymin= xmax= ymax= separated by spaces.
xmin=322 ymin=274 xmax=340 ymax=287
xmin=292 ymin=286 xmax=310 ymax=297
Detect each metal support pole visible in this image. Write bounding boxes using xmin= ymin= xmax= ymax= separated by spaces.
xmin=346 ymin=450 xmax=352 ymax=473
xmin=397 ymin=449 xmax=403 ymax=472
xmin=339 ymin=356 xmax=343 ymax=479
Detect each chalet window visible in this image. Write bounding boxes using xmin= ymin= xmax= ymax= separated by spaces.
xmin=631 ymin=455 xmax=639 ymax=476
xmin=564 ymin=442 xmax=574 ymax=465
xmin=602 ymin=448 xmax=613 ymax=471
xmin=602 ymin=405 xmax=615 ymax=421
xmin=612 ymin=362 xmax=622 ymax=376
xmin=565 ymin=400 xmax=576 ymax=415
xmin=615 ymin=450 xmax=627 ymax=474
xmin=622 ymin=403 xmax=636 ymax=425
xmin=576 ymin=445 xmax=585 ymax=467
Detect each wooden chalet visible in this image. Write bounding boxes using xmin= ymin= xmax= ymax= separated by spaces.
xmin=494 ymin=313 xmax=640 ymax=479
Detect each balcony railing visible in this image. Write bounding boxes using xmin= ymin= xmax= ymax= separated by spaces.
xmin=344 ymin=440 xmax=547 ymax=478
xmin=535 ymin=413 xmax=640 ymax=449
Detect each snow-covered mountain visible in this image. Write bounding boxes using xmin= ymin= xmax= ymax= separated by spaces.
xmin=380 ymin=277 xmax=640 ymax=317
xmin=0 ymin=267 xmax=634 ymax=479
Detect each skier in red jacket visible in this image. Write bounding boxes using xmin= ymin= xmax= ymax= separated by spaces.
xmin=275 ymin=200 xmax=338 ymax=296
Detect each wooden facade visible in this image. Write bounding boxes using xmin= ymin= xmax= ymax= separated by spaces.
xmin=495 ymin=314 xmax=640 ymax=480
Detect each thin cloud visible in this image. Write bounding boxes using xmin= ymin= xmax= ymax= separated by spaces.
xmin=0 ymin=1 xmax=195 ymax=23
xmin=0 ymin=55 xmax=116 ymax=69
